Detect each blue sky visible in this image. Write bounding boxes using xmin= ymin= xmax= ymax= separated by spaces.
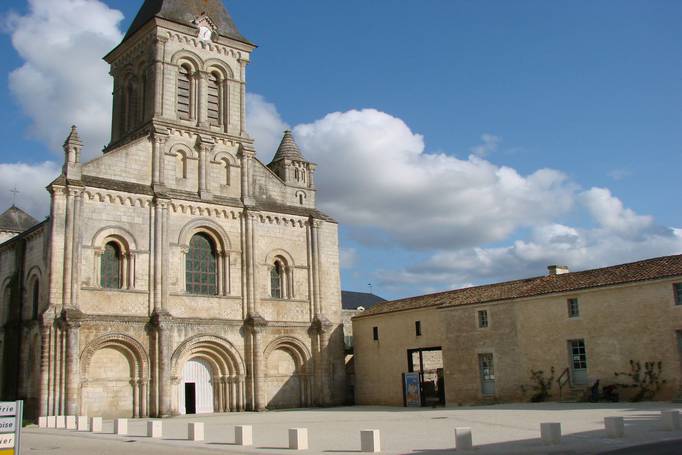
xmin=1 ymin=0 xmax=681 ymax=299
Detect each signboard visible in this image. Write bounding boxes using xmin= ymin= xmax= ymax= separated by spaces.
xmin=0 ymin=405 xmax=16 ymax=418
xmin=0 ymin=434 xmax=15 ymax=449
xmin=0 ymin=420 xmax=14 ymax=434
xmin=0 ymin=402 xmax=21 ymax=455
xmin=403 ymin=372 xmax=422 ymax=407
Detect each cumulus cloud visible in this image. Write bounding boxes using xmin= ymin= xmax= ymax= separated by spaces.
xmin=293 ymin=109 xmax=575 ymax=249
xmin=470 ymin=133 xmax=501 ymax=157
xmin=0 ymin=161 xmax=61 ymax=218
xmin=376 ymin=193 xmax=682 ymax=294
xmin=246 ymin=94 xmax=290 ymax=160
xmin=5 ymin=0 xmax=123 ymax=158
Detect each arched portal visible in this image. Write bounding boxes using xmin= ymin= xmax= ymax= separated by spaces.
xmin=179 ymin=358 xmax=214 ymax=414
xmin=264 ymin=337 xmax=312 ymax=409
xmin=80 ymin=334 xmax=149 ymax=418
xmin=170 ymin=335 xmax=246 ymax=414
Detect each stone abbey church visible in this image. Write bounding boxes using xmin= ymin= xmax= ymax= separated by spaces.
xmin=0 ymin=0 xmax=346 ymax=419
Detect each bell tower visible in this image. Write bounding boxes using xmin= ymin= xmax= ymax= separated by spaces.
xmin=104 ymin=0 xmax=255 ymax=148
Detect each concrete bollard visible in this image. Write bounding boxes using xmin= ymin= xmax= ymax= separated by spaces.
xmin=289 ymin=428 xmax=309 ymax=450
xmin=455 ymin=427 xmax=473 ymax=451
xmin=147 ymin=421 xmax=163 ymax=438
xmin=189 ymin=422 xmax=205 ymax=441
xmin=114 ymin=418 xmax=128 ymax=435
xmin=361 ymin=429 xmax=381 ymax=453
xmin=77 ymin=416 xmax=89 ymax=432
xmin=604 ymin=417 xmax=624 ymax=438
xmin=540 ymin=422 xmax=561 ymax=445
xmin=90 ymin=417 xmax=103 ymax=433
xmin=38 ymin=417 xmax=47 ymax=428
xmin=66 ymin=416 xmax=77 ymax=430
xmin=235 ymin=425 xmax=253 ymax=446
xmin=56 ymin=416 xmax=66 ymax=429
xmin=47 ymin=416 xmax=56 ymax=428
xmin=661 ymin=410 xmax=681 ymax=431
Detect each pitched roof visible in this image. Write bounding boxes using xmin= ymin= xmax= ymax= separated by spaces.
xmin=358 ymin=254 xmax=682 ymax=317
xmin=341 ymin=291 xmax=386 ymax=310
xmin=125 ymin=0 xmax=252 ymax=44
xmin=271 ymin=130 xmax=305 ymax=163
xmin=0 ymin=206 xmax=39 ymax=234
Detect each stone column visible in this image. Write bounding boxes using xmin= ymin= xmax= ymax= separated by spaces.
xmin=110 ymin=72 xmax=123 ymax=143
xmin=38 ymin=323 xmax=51 ymax=416
xmin=196 ymin=71 xmax=208 ymax=128
xmin=70 ymin=190 xmax=82 ymax=309
xmin=65 ymin=321 xmax=80 ymax=415
xmin=140 ymin=380 xmax=148 ymax=417
xmin=198 ymin=141 xmax=213 ymax=199
xmin=238 ymin=59 xmax=247 ymax=136
xmin=62 ymin=189 xmax=75 ymax=307
xmin=252 ymin=325 xmax=265 ymax=411
xmin=151 ymin=131 xmax=169 ymax=187
xmin=157 ymin=322 xmax=171 ymax=417
xmin=244 ymin=212 xmax=256 ymax=315
xmin=132 ymin=379 xmax=139 ymax=418
xmin=152 ymin=37 xmax=168 ymax=118
xmin=310 ymin=220 xmax=322 ymax=316
xmin=318 ymin=324 xmax=332 ymax=406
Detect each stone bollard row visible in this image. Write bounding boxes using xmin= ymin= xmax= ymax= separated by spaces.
xmin=114 ymin=418 xmax=128 ymax=436
xmin=289 ymin=428 xmax=308 ymax=450
xmin=662 ymin=410 xmax=680 ymax=431
xmin=90 ymin=417 xmax=103 ymax=433
xmin=235 ymin=425 xmax=253 ymax=446
xmin=189 ymin=422 xmax=204 ymax=441
xmin=455 ymin=427 xmax=473 ymax=451
xmin=361 ymin=429 xmax=381 ymax=453
xmin=147 ymin=420 xmax=163 ymax=438
xmin=604 ymin=417 xmax=624 ymax=438
xmin=540 ymin=422 xmax=561 ymax=445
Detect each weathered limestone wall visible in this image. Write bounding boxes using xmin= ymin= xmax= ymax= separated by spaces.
xmin=353 ymin=307 xmax=446 ymax=406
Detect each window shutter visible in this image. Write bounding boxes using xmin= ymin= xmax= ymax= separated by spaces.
xmin=178 ymin=66 xmax=192 ymax=120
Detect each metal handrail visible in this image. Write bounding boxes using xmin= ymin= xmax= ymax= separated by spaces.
xmin=557 ymin=367 xmax=570 ymax=401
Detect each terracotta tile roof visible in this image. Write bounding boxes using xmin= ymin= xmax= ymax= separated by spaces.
xmin=357 ymin=254 xmax=682 ymax=317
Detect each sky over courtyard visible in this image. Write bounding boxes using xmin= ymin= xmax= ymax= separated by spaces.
xmin=0 ymin=0 xmax=680 ymax=299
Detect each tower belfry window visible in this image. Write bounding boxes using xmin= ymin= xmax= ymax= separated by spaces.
xmin=177 ymin=65 xmax=192 ymax=120
xmin=207 ymin=72 xmax=221 ymax=125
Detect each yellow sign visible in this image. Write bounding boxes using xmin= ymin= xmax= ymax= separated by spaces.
xmin=0 ymin=449 xmax=14 ymax=455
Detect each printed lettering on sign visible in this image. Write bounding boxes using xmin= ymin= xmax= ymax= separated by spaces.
xmin=0 ymin=404 xmax=15 ymax=418
xmin=0 ymin=433 xmax=14 ymax=449
xmin=0 ymin=419 xmax=14 ymax=434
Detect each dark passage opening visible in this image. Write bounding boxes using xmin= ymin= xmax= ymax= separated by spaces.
xmin=407 ymin=347 xmax=445 ymax=406
xmin=185 ymin=383 xmax=196 ymax=414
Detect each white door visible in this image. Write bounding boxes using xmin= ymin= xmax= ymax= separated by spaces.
xmin=179 ymin=358 xmax=214 ymax=414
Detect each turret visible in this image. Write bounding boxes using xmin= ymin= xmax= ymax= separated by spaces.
xmin=63 ymin=125 xmax=82 ymax=180
xmin=268 ymin=130 xmax=316 ymax=189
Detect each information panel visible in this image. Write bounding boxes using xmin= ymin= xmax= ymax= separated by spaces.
xmin=0 ymin=401 xmax=21 ymax=455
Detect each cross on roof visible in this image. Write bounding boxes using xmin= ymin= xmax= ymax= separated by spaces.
xmin=10 ymin=187 xmax=19 ymax=206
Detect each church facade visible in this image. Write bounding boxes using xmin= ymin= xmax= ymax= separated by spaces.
xmin=0 ymin=0 xmax=345 ymax=419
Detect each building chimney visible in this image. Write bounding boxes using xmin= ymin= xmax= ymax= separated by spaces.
xmin=548 ymin=265 xmax=570 ymax=276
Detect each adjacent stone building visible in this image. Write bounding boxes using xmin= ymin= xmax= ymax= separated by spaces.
xmin=354 ymin=255 xmax=682 ymax=406
xmin=0 ymin=0 xmax=345 ymax=419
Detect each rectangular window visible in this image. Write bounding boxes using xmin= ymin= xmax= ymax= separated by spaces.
xmin=567 ymin=298 xmax=580 ymax=318
xmin=415 ymin=320 xmax=422 ymax=336
xmin=478 ymin=310 xmax=488 ymax=328
xmin=674 ymin=283 xmax=682 ymax=305
xmin=372 ymin=326 xmax=379 ymax=341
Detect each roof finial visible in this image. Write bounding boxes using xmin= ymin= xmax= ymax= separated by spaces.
xmin=9 ymin=187 xmax=19 ymax=206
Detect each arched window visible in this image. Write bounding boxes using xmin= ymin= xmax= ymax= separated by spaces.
xmin=207 ymin=72 xmax=221 ymax=126
xmin=32 ymin=279 xmax=39 ymax=320
xmin=186 ymin=233 xmax=218 ymax=295
xmin=271 ymin=260 xmax=284 ymax=299
xmin=298 ymin=194 xmax=304 ymax=205
xmin=100 ymin=242 xmax=122 ymax=289
xmin=177 ymin=64 xmax=192 ymax=120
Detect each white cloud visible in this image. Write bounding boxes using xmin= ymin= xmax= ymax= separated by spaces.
xmin=5 ymin=0 xmax=123 ymax=158
xmin=293 ymin=109 xmax=575 ymax=249
xmin=376 ymin=192 xmax=682 ymax=294
xmin=339 ymin=248 xmax=358 ymax=269
xmin=608 ymin=169 xmax=631 ymax=181
xmin=0 ymin=161 xmax=61 ymax=218
xmin=246 ymin=94 xmax=290 ymax=161
xmin=581 ymin=187 xmax=652 ymax=236
xmin=470 ymin=133 xmax=500 ymax=157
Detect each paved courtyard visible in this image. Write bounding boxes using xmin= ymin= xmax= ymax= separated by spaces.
xmin=23 ymin=403 xmax=682 ymax=454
